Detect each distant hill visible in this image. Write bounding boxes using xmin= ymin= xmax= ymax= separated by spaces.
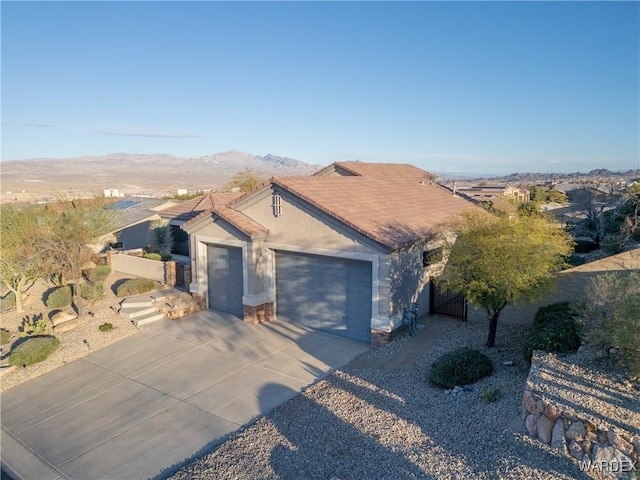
xmin=430 ymin=168 xmax=640 ymax=185
xmin=467 ymin=168 xmax=640 ymax=185
xmin=0 ymin=151 xmax=322 ymax=202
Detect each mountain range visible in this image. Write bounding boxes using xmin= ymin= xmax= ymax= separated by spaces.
xmin=1 ymin=151 xmax=637 ymax=204
xmin=0 ymin=151 xmax=321 ymax=201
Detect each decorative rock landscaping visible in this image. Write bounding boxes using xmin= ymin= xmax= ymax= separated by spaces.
xmin=523 ymin=351 xmax=639 ymax=478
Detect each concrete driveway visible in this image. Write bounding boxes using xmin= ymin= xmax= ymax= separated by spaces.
xmin=1 ymin=310 xmax=369 ymax=480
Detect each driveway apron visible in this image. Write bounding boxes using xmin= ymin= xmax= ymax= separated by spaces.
xmin=1 ymin=310 xmax=369 ymax=480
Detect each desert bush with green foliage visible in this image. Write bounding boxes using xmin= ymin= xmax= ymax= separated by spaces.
xmin=98 ymin=322 xmax=114 ymax=332
xmin=9 ymin=336 xmax=60 ymax=367
xmin=480 ymin=386 xmax=501 ymax=404
xmin=144 ymin=253 xmax=162 ymax=261
xmin=45 ymin=286 xmax=73 ymax=309
xmin=581 ymin=272 xmax=640 ymax=375
xmin=19 ymin=315 xmax=51 ymax=337
xmin=522 ymin=302 xmax=582 ymax=362
xmin=429 ymin=347 xmax=494 ymax=388
xmin=116 ymin=278 xmax=156 ymax=297
xmin=1 ymin=291 xmax=16 ymax=312
xmin=80 ymin=282 xmax=105 ymax=302
xmin=85 ymin=266 xmax=111 ymax=284
xmin=1 ymin=328 xmax=11 ymax=345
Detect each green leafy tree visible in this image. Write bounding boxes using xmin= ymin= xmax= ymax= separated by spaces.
xmin=224 ymin=168 xmax=264 ymax=192
xmin=530 ymin=186 xmax=546 ymax=203
xmin=547 ymin=188 xmax=567 ymax=204
xmin=37 ymin=199 xmax=116 ymax=315
xmin=0 ymin=206 xmax=44 ymax=313
xmin=148 ymin=218 xmax=173 ymax=255
xmin=437 ymin=210 xmax=574 ymax=347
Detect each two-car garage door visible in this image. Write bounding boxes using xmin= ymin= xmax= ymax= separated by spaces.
xmin=275 ymin=251 xmax=372 ymax=343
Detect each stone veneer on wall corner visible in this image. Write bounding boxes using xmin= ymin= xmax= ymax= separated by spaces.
xmin=522 ymin=352 xmax=638 ymax=477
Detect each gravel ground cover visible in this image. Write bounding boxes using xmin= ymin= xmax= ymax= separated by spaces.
xmin=0 ymin=273 xmax=140 ymax=392
xmin=529 ymin=349 xmax=640 ymax=440
xmin=169 ymin=316 xmax=628 ymax=480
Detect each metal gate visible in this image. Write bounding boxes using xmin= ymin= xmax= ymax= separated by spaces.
xmin=429 ymin=281 xmax=467 ymax=321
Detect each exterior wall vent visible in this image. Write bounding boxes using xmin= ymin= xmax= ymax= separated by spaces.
xmin=272 ymin=192 xmax=283 ymax=217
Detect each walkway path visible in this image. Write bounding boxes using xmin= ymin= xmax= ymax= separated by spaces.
xmin=346 ymin=316 xmax=454 ymax=370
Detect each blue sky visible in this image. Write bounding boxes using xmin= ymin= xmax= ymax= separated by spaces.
xmin=2 ymin=1 xmax=639 ymax=175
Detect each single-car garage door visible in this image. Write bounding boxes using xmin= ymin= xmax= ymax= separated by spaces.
xmin=207 ymin=245 xmax=244 ymax=316
xmin=275 ymin=251 xmax=372 ymax=343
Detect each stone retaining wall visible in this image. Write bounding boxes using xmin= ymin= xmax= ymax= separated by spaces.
xmin=522 ymin=352 xmax=639 ymax=477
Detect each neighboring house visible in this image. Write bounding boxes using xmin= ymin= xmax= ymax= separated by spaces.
xmin=182 ymin=162 xmax=480 ymax=345
xmin=457 ymin=185 xmax=530 ymax=204
xmin=96 ymin=198 xmax=175 ymax=252
xmin=158 ymin=193 xmax=240 ymax=258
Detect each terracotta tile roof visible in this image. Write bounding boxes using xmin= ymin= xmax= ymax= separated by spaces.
xmin=314 ymin=162 xmax=435 ymax=179
xmin=159 ymin=193 xmax=240 ymax=221
xmin=272 ymin=176 xmax=479 ymax=249
xmin=179 ymin=192 xmax=268 ymax=238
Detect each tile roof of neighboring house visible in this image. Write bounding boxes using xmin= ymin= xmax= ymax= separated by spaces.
xmin=314 ymin=161 xmax=435 ymax=179
xmin=106 ymin=198 xmax=171 ymax=232
xmin=179 ymin=192 xmax=268 ymax=238
xmin=466 ymin=195 xmax=518 ymax=214
xmin=158 ymin=193 xmax=238 ymax=221
xmin=270 ymin=176 xmax=479 ymax=249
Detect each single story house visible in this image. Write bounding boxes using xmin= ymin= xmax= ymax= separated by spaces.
xmin=96 ymin=198 xmax=175 ymax=252
xmin=456 ymin=185 xmax=531 ymax=204
xmin=181 ymin=162 xmax=479 ymax=346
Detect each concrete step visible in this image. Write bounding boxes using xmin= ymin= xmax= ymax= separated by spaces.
xmin=121 ymin=297 xmax=155 ymax=309
xmin=122 ymin=306 xmax=158 ymax=320
xmin=132 ymin=311 xmax=165 ymax=327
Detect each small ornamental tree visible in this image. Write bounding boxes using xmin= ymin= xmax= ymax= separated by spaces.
xmin=37 ymin=199 xmax=116 ymax=315
xmin=0 ymin=206 xmax=45 ymax=313
xmin=224 ymin=168 xmax=264 ymax=192
xmin=436 ymin=209 xmax=574 ymax=347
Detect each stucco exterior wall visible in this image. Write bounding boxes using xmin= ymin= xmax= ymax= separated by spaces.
xmin=110 ymin=253 xmax=165 ymax=283
xmin=240 ymin=187 xmax=384 ymax=255
xmin=468 ymin=248 xmax=640 ymax=325
xmin=116 ymin=221 xmax=153 ymax=251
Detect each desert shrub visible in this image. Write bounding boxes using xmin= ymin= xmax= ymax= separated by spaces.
xmin=9 ymin=336 xmax=60 ymax=367
xmin=429 ymin=347 xmax=494 ymax=389
xmin=85 ymin=266 xmax=111 ymax=284
xmin=80 ymin=282 xmax=105 ymax=302
xmin=19 ymin=315 xmax=51 ymax=337
xmin=45 ymin=286 xmax=72 ymax=309
xmin=581 ymin=272 xmax=640 ymax=375
xmin=523 ymin=302 xmax=581 ymax=362
xmin=574 ymin=239 xmax=598 ymax=254
xmin=600 ymin=233 xmax=624 ymax=254
xmin=148 ymin=218 xmax=173 ymax=255
xmin=1 ymin=328 xmax=11 ymax=345
xmin=143 ymin=253 xmax=162 ymax=261
xmin=1 ymin=291 xmax=16 ymax=312
xmin=98 ymin=322 xmax=114 ymax=332
xmin=480 ymin=386 xmax=501 ymax=404
xmin=116 ymin=278 xmax=156 ymax=297
xmin=567 ymin=254 xmax=586 ymax=267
